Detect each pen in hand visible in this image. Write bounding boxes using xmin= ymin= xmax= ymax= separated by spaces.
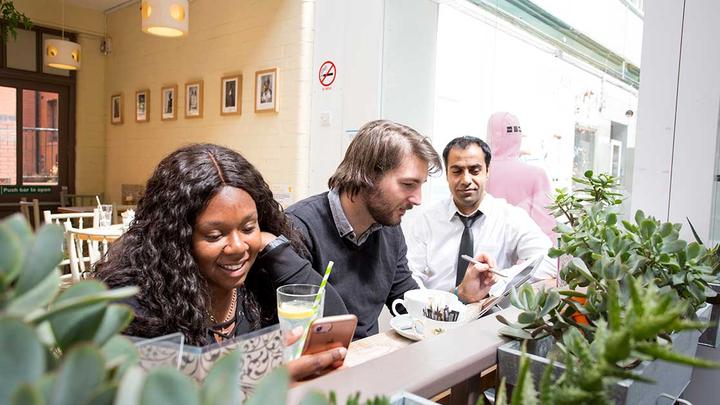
xmin=460 ymin=255 xmax=506 ymax=277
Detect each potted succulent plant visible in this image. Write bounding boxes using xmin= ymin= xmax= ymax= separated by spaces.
xmin=494 ymin=172 xmax=720 ymax=404
xmin=0 ymin=214 xmax=255 ymax=404
xmin=1 ymin=214 xmax=412 ymax=405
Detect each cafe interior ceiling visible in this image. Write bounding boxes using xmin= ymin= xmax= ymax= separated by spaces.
xmin=65 ymin=0 xmax=134 ymax=12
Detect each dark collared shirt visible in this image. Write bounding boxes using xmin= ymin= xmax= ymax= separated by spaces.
xmin=327 ymin=189 xmax=383 ymax=246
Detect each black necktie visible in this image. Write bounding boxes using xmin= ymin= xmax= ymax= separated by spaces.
xmin=456 ymin=212 xmax=483 ymax=286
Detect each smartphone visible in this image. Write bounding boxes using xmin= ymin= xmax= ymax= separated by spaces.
xmin=301 ymin=314 xmax=358 ymax=355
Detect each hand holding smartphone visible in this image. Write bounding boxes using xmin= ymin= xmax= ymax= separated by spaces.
xmin=301 ymin=314 xmax=357 ymax=356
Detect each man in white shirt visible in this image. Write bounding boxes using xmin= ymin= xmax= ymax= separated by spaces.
xmin=402 ymin=136 xmax=556 ymax=293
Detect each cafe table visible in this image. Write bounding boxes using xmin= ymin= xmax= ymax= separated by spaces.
xmin=57 ymin=206 xmax=98 ymax=214
xmin=71 ymin=223 xmax=125 ymax=243
xmin=289 ymin=303 xmax=521 ymax=405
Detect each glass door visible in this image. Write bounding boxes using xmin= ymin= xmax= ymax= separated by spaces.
xmin=0 ymin=80 xmax=70 ymax=215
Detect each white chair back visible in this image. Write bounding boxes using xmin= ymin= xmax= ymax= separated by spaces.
xmin=44 ymin=210 xmax=99 ymax=229
xmin=44 ymin=210 xmax=99 ymax=275
xmin=64 ymin=223 xmax=115 ymax=282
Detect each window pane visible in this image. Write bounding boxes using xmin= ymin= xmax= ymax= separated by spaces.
xmin=0 ymin=86 xmax=17 ymax=185
xmin=22 ymin=89 xmax=59 ymax=185
xmin=6 ymin=29 xmax=37 ymax=71
xmin=41 ymin=33 xmax=70 ymax=77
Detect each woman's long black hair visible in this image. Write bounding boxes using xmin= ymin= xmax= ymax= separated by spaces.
xmin=96 ymin=144 xmax=306 ymax=345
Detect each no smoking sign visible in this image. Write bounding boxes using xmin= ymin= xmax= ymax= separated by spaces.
xmin=319 ymin=60 xmax=336 ymax=88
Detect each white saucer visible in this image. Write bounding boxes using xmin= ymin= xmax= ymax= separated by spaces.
xmin=390 ymin=314 xmax=423 ymax=341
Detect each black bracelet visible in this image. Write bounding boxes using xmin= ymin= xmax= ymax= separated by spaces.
xmin=258 ymin=234 xmax=289 ymax=259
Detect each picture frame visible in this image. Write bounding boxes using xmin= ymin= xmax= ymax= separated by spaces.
xmin=185 ymin=80 xmax=204 ymax=119
xmin=135 ymin=89 xmax=150 ymax=123
xmin=111 ymin=93 xmax=123 ymax=125
xmin=161 ymin=85 xmax=178 ymax=121
xmin=221 ymin=74 xmax=242 ymax=116
xmin=255 ymin=68 xmax=278 ymax=113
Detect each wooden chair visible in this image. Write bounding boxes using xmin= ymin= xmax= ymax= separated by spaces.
xmin=19 ymin=198 xmax=41 ymax=229
xmin=64 ymin=223 xmax=116 ymax=282
xmin=60 ymin=186 xmax=105 ymax=207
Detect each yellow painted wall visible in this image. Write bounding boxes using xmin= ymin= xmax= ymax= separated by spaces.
xmin=105 ymin=0 xmax=313 ymax=204
xmin=14 ymin=0 xmax=107 ymax=197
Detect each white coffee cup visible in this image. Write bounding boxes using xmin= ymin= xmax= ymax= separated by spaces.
xmin=416 ymin=306 xmax=468 ymax=339
xmin=391 ymin=289 xmax=460 ymax=320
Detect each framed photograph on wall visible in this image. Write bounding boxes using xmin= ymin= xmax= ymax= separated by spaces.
xmin=185 ymin=80 xmax=204 ymax=118
xmin=135 ymin=89 xmax=150 ymax=122
xmin=161 ymin=85 xmax=177 ymax=121
xmin=221 ymin=74 xmax=242 ymax=115
xmin=111 ymin=93 xmax=123 ymax=125
xmin=255 ymin=68 xmax=278 ymax=112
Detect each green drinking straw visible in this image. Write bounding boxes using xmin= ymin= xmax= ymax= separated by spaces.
xmin=313 ymin=260 xmax=334 ymax=311
xmin=295 ymin=261 xmax=334 ymax=359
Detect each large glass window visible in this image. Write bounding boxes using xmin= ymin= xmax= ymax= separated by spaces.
xmin=0 ymin=24 xmax=75 ymax=211
xmin=428 ymin=1 xmax=641 ymax=207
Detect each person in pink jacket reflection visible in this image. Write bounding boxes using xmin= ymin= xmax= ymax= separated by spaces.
xmin=486 ymin=112 xmax=557 ymax=244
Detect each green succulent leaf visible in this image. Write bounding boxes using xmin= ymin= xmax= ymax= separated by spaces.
xmin=0 ymin=214 xmax=33 ymax=284
xmin=539 ymin=291 xmax=561 ymax=318
xmin=84 ymin=384 xmax=117 ymax=405
xmin=661 ymin=240 xmax=687 ymax=254
xmin=634 ymin=210 xmax=646 ymax=225
xmin=15 ymin=223 xmax=64 ymax=295
xmin=635 ymin=342 xmax=720 ymax=368
xmin=299 ymin=391 xmax=330 ymax=405
xmin=48 ymin=281 xmax=109 ymax=351
xmin=114 ymin=366 xmax=145 ymax=405
xmin=11 ymin=383 xmax=43 ymax=405
xmin=603 ymin=330 xmax=630 ymax=363
xmin=140 ymin=368 xmax=199 ymax=405
xmin=569 ymin=258 xmax=596 ymax=282
xmin=93 ymin=304 xmax=134 ymax=348
xmin=498 ymin=325 xmax=534 ymax=340
xmin=518 ymin=311 xmax=538 ymax=324
xmin=512 ymin=344 xmax=539 ymax=405
xmin=50 ymin=345 xmax=106 ymax=405
xmin=101 ymin=335 xmax=139 ymax=381
xmin=28 ymin=285 xmax=138 ymax=325
xmin=605 ymin=213 xmax=617 ymax=226
xmin=0 ymin=318 xmax=47 ymax=405
xmin=201 ymin=350 xmax=242 ymax=405
xmin=36 ymin=374 xmax=55 ymax=405
xmin=495 ymin=377 xmax=508 ymax=405
xmin=245 ymin=367 xmax=289 ymax=405
xmin=6 ymin=269 xmax=60 ymax=317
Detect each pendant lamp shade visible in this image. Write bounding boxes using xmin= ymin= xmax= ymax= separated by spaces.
xmin=44 ymin=38 xmax=81 ymax=70
xmin=141 ymin=0 xmax=189 ymax=37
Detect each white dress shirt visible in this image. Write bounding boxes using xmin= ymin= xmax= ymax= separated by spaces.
xmin=402 ymin=193 xmax=556 ymax=293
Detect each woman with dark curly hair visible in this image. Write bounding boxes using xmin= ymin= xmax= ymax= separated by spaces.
xmin=96 ymin=143 xmax=348 ymax=379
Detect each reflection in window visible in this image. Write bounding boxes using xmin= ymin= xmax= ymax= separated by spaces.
xmin=573 ymin=126 xmax=596 ymax=188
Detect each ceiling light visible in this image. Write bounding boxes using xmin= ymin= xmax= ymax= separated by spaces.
xmin=43 ymin=0 xmax=81 ymax=70
xmin=141 ymin=0 xmax=189 ymax=38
